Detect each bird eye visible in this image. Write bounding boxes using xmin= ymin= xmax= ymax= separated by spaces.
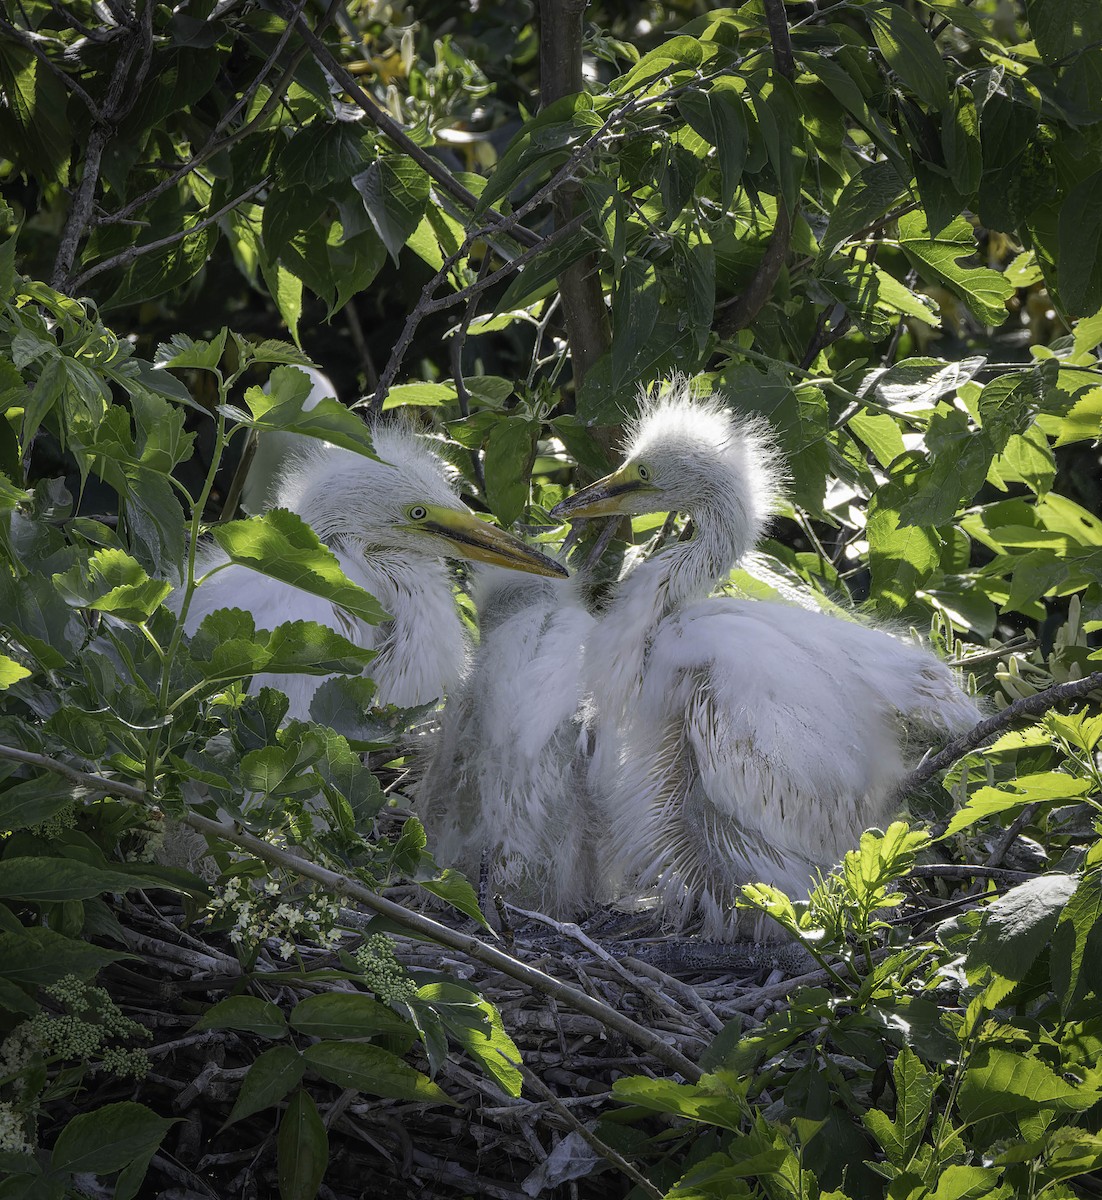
xmin=408 ymin=505 xmax=428 ymax=521
xmin=637 ymin=464 xmax=650 ymax=481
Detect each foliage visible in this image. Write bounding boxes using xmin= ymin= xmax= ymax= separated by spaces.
xmin=0 ymin=0 xmax=1101 ymax=1196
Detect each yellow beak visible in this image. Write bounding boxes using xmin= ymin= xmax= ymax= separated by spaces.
xmin=550 ymin=467 xmax=658 ymax=520
xmin=422 ymin=507 xmax=568 ymax=578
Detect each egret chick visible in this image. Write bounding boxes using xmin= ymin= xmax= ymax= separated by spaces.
xmin=184 ymin=424 xmax=567 ymax=721
xmin=417 ymin=569 xmax=597 ymax=918
xmin=553 ymin=378 xmax=979 ymax=938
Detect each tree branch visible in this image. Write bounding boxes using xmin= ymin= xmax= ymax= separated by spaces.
xmin=539 ymin=0 xmax=611 ymax=387
xmin=0 ymin=742 xmax=702 ymax=1081
xmin=896 ymin=671 xmax=1102 ymax=800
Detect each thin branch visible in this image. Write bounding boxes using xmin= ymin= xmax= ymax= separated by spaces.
xmin=98 ymin=0 xmax=317 ymax=229
xmin=896 ymin=670 xmax=1102 ymax=800
xmin=71 ymin=179 xmax=270 ymax=290
xmin=515 ymin=1060 xmax=665 ymax=1200
xmin=0 ymin=743 xmax=703 ymax=1081
xmin=51 ymin=25 xmax=143 ymax=289
xmin=273 ymin=1 xmax=542 ymax=250
xmin=0 ymin=17 xmax=99 ymax=113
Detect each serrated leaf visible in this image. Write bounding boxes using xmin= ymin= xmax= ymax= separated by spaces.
xmin=352 ymin=156 xmax=431 ymax=264
xmin=899 ymin=212 xmax=1014 ymax=325
xmin=957 ymin=1046 xmax=1102 ymax=1125
xmin=419 ymin=982 xmax=522 ymax=1098
xmin=944 ymin=773 xmax=1093 ymax=835
xmin=611 ymin=1076 xmax=745 ymax=1131
xmin=212 ymin=510 xmax=388 ymax=626
xmin=966 ymin=874 xmax=1078 ymax=1006
xmin=0 ymin=654 xmax=31 ymax=688
xmin=303 ymin=1041 xmax=456 ymax=1104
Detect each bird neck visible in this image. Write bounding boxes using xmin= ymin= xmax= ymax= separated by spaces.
xmin=336 ymin=544 xmax=468 ymax=708
xmin=592 ymin=501 xmax=749 ymax=718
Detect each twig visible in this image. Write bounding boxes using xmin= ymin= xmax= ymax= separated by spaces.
xmin=896 ymin=670 xmax=1102 ymax=799
xmin=273 ymin=1 xmax=541 ymax=250
xmin=983 ymin=804 xmax=1039 ymax=869
xmin=98 ymin=0 xmax=317 ymax=229
xmin=514 ymin=1060 xmax=665 ymax=1200
xmin=51 ymin=22 xmax=144 ymax=288
xmin=0 ymin=743 xmax=703 ymax=1081
xmin=71 ymin=179 xmax=270 ymax=290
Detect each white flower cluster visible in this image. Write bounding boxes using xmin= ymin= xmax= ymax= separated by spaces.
xmin=355 ymin=933 xmax=417 ymax=1003
xmin=207 ymin=872 xmax=344 ymax=960
xmin=0 ymin=1099 xmax=32 ymax=1155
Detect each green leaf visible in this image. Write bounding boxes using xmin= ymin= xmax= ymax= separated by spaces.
xmin=195 ymin=996 xmax=288 ymax=1039
xmin=380 ymin=382 xmax=456 ymax=410
xmin=944 ymin=773 xmax=1093 ymax=835
xmin=819 ymin=161 xmax=912 ymax=261
xmin=0 ymin=775 xmax=77 ymax=834
xmin=0 ymin=927 xmax=127 ymax=986
xmin=0 ymin=654 xmax=31 ymax=689
xmin=154 ymin=330 xmax=229 ymax=373
xmin=277 ymin=1089 xmax=328 ymax=1200
xmin=352 ymin=156 xmax=432 ymax=264
xmin=611 ymin=1076 xmax=746 ymax=1131
xmin=483 ymin=417 xmax=537 ymax=526
xmin=236 ymin=365 xmax=376 ymax=457
xmin=1051 ymin=870 xmax=1102 ymax=1013
xmin=212 ymin=510 xmax=388 ymax=625
xmin=303 ymin=1041 xmax=456 ymax=1104
xmin=942 ymin=86 xmax=981 ymax=196
xmin=224 ymin=1046 xmax=304 ymax=1128
xmin=289 ymin=993 xmax=413 ymax=1040
xmin=418 ymin=869 xmax=489 ymax=929
xmin=0 ymin=858 xmax=173 ymax=903
xmin=240 ymin=745 xmax=319 ymax=797
xmin=965 ymin=874 xmax=1078 ymax=1006
xmin=868 ymin=5 xmax=950 ymax=112
xmin=49 ymin=1102 xmax=174 ymax=1177
xmin=957 ymin=1046 xmax=1102 ymax=1125
xmin=862 ymin=1048 xmax=935 ymax=1168
xmin=1058 ymin=170 xmax=1102 ymax=317
xmin=867 ymin=457 xmax=942 ymax=613
xmin=899 ymin=211 xmax=1015 ymax=325
xmin=419 ymin=982 xmax=523 ymax=1098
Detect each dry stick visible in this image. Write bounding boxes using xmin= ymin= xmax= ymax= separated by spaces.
xmin=0 ymin=744 xmax=702 ymax=1082
xmin=896 ymin=670 xmax=1102 ymax=802
xmin=513 ymin=1060 xmax=665 ymax=1200
xmin=276 ymin=2 xmax=541 ymax=250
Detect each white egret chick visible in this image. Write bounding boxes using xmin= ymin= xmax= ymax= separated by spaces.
xmin=552 ymin=378 xmax=979 ymax=939
xmin=184 ymin=424 xmax=568 ymax=721
xmin=417 ymin=569 xmax=598 ymax=918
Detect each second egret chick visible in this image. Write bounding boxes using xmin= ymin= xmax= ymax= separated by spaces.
xmin=183 ymin=423 xmax=567 ymax=721
xmin=417 ymin=568 xmax=598 ymax=919
xmin=553 ymin=378 xmax=979 ymax=939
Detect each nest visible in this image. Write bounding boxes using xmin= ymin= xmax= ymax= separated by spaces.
xmin=58 ymin=886 xmax=827 ymax=1200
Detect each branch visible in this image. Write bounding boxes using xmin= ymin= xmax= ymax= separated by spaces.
xmin=896 ymin=670 xmax=1102 ymax=800
xmin=70 ymin=179 xmax=270 ymax=290
xmin=51 ymin=22 xmax=144 ymax=289
xmin=538 ymin=0 xmax=611 ymax=386
xmin=273 ymin=0 xmax=541 ymax=250
xmin=0 ymin=742 xmax=703 ymax=1082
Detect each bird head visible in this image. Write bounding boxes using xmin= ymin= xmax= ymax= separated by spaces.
xmin=551 ymin=376 xmax=782 ymax=552
xmin=277 ymin=423 xmax=567 ymax=579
